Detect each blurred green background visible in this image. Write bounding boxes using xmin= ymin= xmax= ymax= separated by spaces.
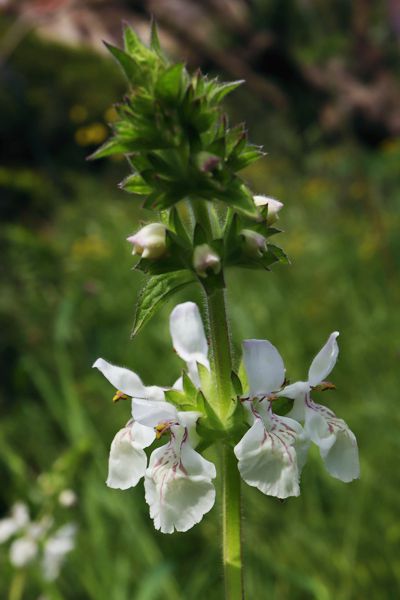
xmin=1 ymin=1 xmax=399 ymax=598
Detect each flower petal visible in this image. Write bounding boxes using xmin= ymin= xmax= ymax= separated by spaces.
xmin=305 ymin=405 xmax=360 ymax=482
xmin=10 ymin=537 xmax=38 ymax=567
xmin=144 ymin=427 xmax=216 ymax=533
xmin=42 ymin=523 xmax=76 ymax=581
xmin=169 ymin=303 xmax=209 ymax=368
xmin=279 ymin=382 xmax=310 ymax=422
xmin=93 ymin=358 xmax=146 ymax=398
xmin=131 ymin=398 xmax=177 ymax=427
xmin=107 ymin=424 xmax=154 ymax=490
xmin=234 ymin=416 xmax=301 ymax=499
xmin=308 ymin=332 xmax=339 ymax=386
xmin=242 ymin=339 xmax=285 ymax=397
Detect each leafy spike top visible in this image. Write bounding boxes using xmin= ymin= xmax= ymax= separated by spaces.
xmin=90 ymin=23 xmax=263 ymax=218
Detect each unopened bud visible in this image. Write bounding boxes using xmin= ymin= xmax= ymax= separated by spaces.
xmin=127 ymin=223 xmax=166 ymax=259
xmin=254 ymin=195 xmax=283 ymax=224
xmin=240 ymin=229 xmax=267 ymax=257
xmin=193 ymin=244 xmax=221 ymax=277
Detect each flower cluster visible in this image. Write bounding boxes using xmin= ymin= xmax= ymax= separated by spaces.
xmin=94 ymin=302 xmax=359 ymax=533
xmin=0 ymin=499 xmax=76 ymax=580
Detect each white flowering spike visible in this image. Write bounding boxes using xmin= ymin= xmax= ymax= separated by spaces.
xmin=240 ymin=229 xmax=267 ymax=257
xmin=254 ymin=195 xmax=283 ymax=224
xmin=193 ymin=244 xmax=221 ymax=278
xmin=42 ymin=523 xmax=76 ymax=581
xmin=169 ymin=302 xmax=210 ymax=387
xmin=145 ymin=413 xmax=216 ymax=534
xmin=127 ymin=223 xmax=166 ymax=259
xmin=234 ymin=339 xmax=307 ymax=498
xmin=280 ymin=332 xmax=360 ymax=482
xmin=107 ymin=422 xmax=155 ymax=489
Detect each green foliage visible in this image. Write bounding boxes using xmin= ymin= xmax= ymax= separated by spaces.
xmin=132 ymin=271 xmax=196 ymax=336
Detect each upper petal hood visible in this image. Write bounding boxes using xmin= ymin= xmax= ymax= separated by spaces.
xmin=169 ymin=303 xmax=209 ymax=368
xmin=308 ymin=332 xmax=339 ymax=386
xmin=242 ymin=339 xmax=285 ymax=397
xmin=93 ymin=359 xmax=146 ymax=398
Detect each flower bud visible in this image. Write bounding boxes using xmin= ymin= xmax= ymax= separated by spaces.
xmin=254 ymin=195 xmax=283 ymax=224
xmin=193 ymin=244 xmax=221 ymax=278
xmin=240 ymin=229 xmax=267 ymax=258
xmin=127 ymin=223 xmax=166 ymax=259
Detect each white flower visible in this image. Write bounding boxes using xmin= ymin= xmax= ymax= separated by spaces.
xmin=280 ymin=332 xmax=360 ymax=483
xmin=10 ymin=537 xmax=38 ymax=567
xmin=58 ymin=489 xmax=77 ymax=508
xmin=42 ymin=523 xmax=76 ymax=581
xmin=126 ymin=223 xmax=166 ymax=259
xmin=240 ymin=229 xmax=267 ymax=257
xmin=234 ymin=340 xmax=308 ymax=499
xmin=0 ymin=502 xmax=29 ymax=543
xmin=193 ymin=244 xmax=221 ymax=278
xmin=169 ymin=302 xmax=210 ymax=388
xmin=254 ymin=195 xmax=283 ymax=224
xmin=93 ymin=303 xmax=216 ymax=533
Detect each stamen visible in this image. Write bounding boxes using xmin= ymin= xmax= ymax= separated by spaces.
xmin=112 ymin=390 xmax=129 ymax=403
xmin=155 ymin=422 xmax=171 ymax=439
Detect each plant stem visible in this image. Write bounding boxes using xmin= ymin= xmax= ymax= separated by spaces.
xmin=203 ymin=283 xmax=233 ymax=421
xmin=222 ymin=444 xmax=244 ymax=600
xmin=8 ymin=571 xmax=26 ymax=600
xmin=202 ymin=280 xmax=244 ymax=599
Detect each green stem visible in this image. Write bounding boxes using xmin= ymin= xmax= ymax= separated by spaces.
xmin=202 ymin=280 xmax=244 ymax=599
xmin=191 ymin=199 xmax=220 ymax=239
xmin=222 ymin=444 xmax=244 ymax=600
xmin=203 ymin=283 xmax=233 ymax=421
xmin=8 ymin=571 xmax=26 ymax=600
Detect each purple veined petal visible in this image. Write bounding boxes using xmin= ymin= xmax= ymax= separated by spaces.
xmin=92 ymin=358 xmax=146 ymax=398
xmin=242 ymin=339 xmax=285 ymax=397
xmin=106 ymin=423 xmax=154 ymax=490
xmin=234 ymin=405 xmax=302 ymax=499
xmin=131 ymin=398 xmax=178 ymax=427
xmin=304 ymin=404 xmax=360 ymax=482
xmin=169 ymin=303 xmax=209 ymax=368
xmin=144 ymin=426 xmax=216 ymax=534
xmin=308 ymin=332 xmax=339 ymax=387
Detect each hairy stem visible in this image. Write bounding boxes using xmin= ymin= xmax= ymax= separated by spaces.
xmin=222 ymin=444 xmax=244 ymax=600
xmin=203 ymin=280 xmax=244 ymax=599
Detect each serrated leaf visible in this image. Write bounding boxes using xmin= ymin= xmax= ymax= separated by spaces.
xmin=132 ymin=271 xmax=196 ymax=336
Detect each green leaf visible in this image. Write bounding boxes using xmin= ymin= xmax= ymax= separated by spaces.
xmin=150 ymin=18 xmax=163 ymax=56
xmin=123 ymin=24 xmax=143 ymax=55
xmin=231 ymin=371 xmax=243 ymax=397
xmin=208 ymin=80 xmax=244 ymax=103
xmin=170 ymin=208 xmax=192 ymax=247
xmin=120 ymin=174 xmax=152 ymax=195
xmin=104 ymin=42 xmax=142 ymax=85
xmin=164 ymin=389 xmax=195 ymax=410
xmin=182 ymin=372 xmax=198 ymax=403
xmin=271 ymin=397 xmax=294 ymax=416
xmin=219 ymin=182 xmax=258 ymax=219
xmin=268 ymin=244 xmax=290 ymax=264
xmin=132 ymin=271 xmax=196 ymax=336
xmin=87 ymin=138 xmax=127 ymax=160
xmin=156 ymin=64 xmax=186 ymax=102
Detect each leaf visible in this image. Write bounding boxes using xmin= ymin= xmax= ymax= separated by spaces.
xmin=182 ymin=372 xmax=198 ymax=403
xmin=87 ymin=138 xmax=128 ymax=160
xmin=150 ymin=18 xmax=163 ymax=56
xmin=132 ymin=271 xmax=196 ymax=336
xmin=170 ymin=208 xmax=192 ymax=247
xmin=156 ymin=64 xmax=186 ymax=102
xmin=120 ymin=174 xmax=152 ymax=195
xmin=268 ymin=244 xmax=290 ymax=264
xmin=104 ymin=42 xmax=142 ymax=85
xmin=231 ymin=371 xmax=243 ymax=397
xmin=208 ymin=80 xmax=244 ymax=103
